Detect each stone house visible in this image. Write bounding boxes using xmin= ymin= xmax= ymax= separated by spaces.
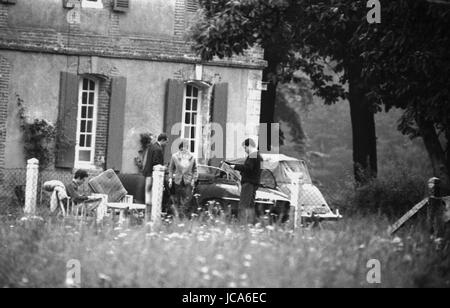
xmin=0 ymin=0 xmax=265 ymax=185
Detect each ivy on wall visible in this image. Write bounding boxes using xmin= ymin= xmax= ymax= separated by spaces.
xmin=17 ymin=95 xmax=56 ymax=169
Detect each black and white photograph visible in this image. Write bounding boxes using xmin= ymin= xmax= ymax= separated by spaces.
xmin=0 ymin=0 xmax=449 ymax=293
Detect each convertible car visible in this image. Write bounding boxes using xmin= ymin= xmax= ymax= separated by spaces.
xmin=225 ymin=154 xmax=342 ymax=222
xmin=194 ymin=165 xmax=291 ymax=222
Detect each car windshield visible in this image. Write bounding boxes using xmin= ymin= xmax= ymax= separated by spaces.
xmin=276 ymin=161 xmax=312 ymax=184
xmin=198 ymin=165 xmax=229 ymax=181
xmin=259 ymin=169 xmax=277 ymax=189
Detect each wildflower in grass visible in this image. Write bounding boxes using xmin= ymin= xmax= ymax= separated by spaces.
xmin=240 ymin=273 xmax=248 ymax=280
xmin=178 ymin=223 xmax=185 ymax=228
xmin=244 ymin=254 xmax=252 ymax=261
xmin=266 ymin=225 xmax=275 ymax=231
xmin=243 ymin=261 xmax=251 ymax=267
xmin=212 ymin=270 xmax=223 ymax=278
xmin=215 ymin=254 xmax=224 ymax=261
xmin=228 ymin=282 xmax=237 ymax=288
xmin=197 ymin=256 xmax=206 ymax=263
xmin=250 ymin=240 xmax=258 ymax=245
xmin=203 ymin=274 xmax=211 ymax=281
xmin=199 ymin=266 xmax=209 ymax=274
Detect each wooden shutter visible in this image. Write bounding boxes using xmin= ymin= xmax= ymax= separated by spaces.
xmin=164 ymin=79 xmax=185 ymax=164
xmin=55 ymin=72 xmax=78 ymax=169
xmin=210 ymin=83 xmax=229 ymax=166
xmin=113 ymin=0 xmax=129 ymax=12
xmin=106 ymin=77 xmax=127 ymax=171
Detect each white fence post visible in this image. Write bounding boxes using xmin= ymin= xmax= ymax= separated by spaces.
xmin=290 ymin=172 xmax=303 ymax=229
xmin=150 ymin=165 xmax=166 ymax=228
xmin=24 ymin=158 xmax=39 ymax=216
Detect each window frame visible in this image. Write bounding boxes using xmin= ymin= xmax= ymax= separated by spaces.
xmin=181 ymin=84 xmax=202 ymax=158
xmin=81 ymin=0 xmax=104 ymax=9
xmin=74 ymin=77 xmax=99 ymax=170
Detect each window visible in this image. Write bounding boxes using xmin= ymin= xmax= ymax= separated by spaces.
xmin=81 ymin=0 xmax=103 ymax=9
xmin=182 ymin=84 xmax=201 ymax=156
xmin=75 ymin=77 xmax=98 ymax=169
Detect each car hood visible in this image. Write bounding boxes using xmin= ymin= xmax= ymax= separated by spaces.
xmin=214 ymin=183 xmax=290 ymax=203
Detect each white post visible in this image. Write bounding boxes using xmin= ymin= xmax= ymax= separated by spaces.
xmin=291 ymin=173 xmax=301 ymax=229
xmin=291 ymin=173 xmax=303 ymax=229
xmin=24 ymin=158 xmax=39 ymax=216
xmin=150 ymin=165 xmax=166 ymax=228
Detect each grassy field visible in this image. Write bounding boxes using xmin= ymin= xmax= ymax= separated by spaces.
xmin=1 ymin=206 xmax=449 ymax=288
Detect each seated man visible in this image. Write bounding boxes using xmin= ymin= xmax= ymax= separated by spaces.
xmin=66 ymin=169 xmax=90 ymax=205
xmin=66 ymin=169 xmax=102 ymax=214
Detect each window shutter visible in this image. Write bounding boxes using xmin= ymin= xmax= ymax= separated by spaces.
xmin=186 ymin=0 xmax=199 ymax=13
xmin=113 ymin=0 xmax=129 ymax=12
xmin=0 ymin=0 xmax=17 ymax=5
xmin=210 ymin=83 xmax=228 ymax=166
xmin=55 ymin=72 xmax=78 ymax=169
xmin=164 ymin=79 xmax=185 ymax=165
xmin=106 ymin=77 xmax=127 ymax=171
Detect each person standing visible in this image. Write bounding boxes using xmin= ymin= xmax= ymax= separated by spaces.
xmin=142 ymin=133 xmax=168 ymax=207
xmin=230 ymin=138 xmax=262 ymax=225
xmin=168 ymin=140 xmax=198 ymax=218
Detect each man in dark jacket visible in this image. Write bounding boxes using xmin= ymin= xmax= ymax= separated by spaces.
xmin=66 ymin=169 xmax=90 ymax=205
xmin=142 ymin=133 xmax=168 ymax=206
xmin=230 ymin=138 xmax=262 ymax=225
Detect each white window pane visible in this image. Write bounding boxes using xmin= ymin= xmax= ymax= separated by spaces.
xmin=81 ymin=120 xmax=86 ymax=133
xmin=192 ymin=113 xmax=197 ymax=125
xmin=87 ymin=121 xmax=93 ymax=133
xmin=86 ymin=135 xmax=92 ymax=147
xmin=186 ymin=99 xmax=191 ymax=111
xmin=187 ymin=85 xmax=192 ymax=97
xmin=88 ymin=107 xmax=93 ymax=118
xmin=80 ymin=135 xmax=85 ymax=147
xmin=88 ymin=93 xmax=94 ymax=105
xmin=79 ymin=150 xmax=91 ymax=162
xmin=82 ymin=92 xmax=88 ymax=104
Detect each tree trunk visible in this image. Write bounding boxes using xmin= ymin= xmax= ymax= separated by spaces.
xmin=445 ymin=129 xmax=450 ymax=178
xmin=348 ymin=66 xmax=378 ymax=184
xmin=416 ymin=116 xmax=450 ymax=194
xmin=259 ymin=55 xmax=279 ymax=152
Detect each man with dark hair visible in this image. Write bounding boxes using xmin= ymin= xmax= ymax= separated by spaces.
xmin=142 ymin=133 xmax=169 ymax=206
xmin=230 ymin=138 xmax=262 ymax=225
xmin=168 ymin=139 xmax=198 ymax=218
xmin=66 ymin=169 xmax=89 ymax=204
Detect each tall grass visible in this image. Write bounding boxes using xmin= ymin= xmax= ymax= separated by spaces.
xmin=1 ymin=212 xmax=449 ymax=288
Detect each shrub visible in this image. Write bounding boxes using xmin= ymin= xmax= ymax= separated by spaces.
xmin=17 ymin=96 xmax=56 ymax=170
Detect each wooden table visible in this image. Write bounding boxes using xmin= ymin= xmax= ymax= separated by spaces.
xmin=107 ymin=202 xmax=146 ymax=226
